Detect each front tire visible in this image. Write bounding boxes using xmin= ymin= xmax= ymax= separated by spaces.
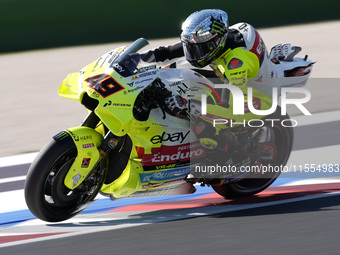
xmin=25 ymin=140 xmax=104 ymax=222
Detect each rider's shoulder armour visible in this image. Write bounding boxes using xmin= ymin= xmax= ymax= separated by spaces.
xmin=230 ymin=22 xmax=265 ymax=65
xmin=230 ymin=23 xmax=257 ymax=50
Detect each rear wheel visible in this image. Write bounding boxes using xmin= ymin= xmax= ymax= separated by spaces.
xmin=24 ymin=140 xmax=105 ymax=222
xmin=212 ymin=109 xmax=293 ymax=199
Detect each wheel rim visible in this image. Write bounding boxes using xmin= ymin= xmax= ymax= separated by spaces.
xmin=50 ymin=156 xmax=81 ymax=207
xmin=230 ymin=124 xmax=291 ymax=192
xmin=42 ymin=149 xmax=102 ymax=214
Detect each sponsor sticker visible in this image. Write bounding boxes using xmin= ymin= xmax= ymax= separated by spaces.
xmin=139 ymin=167 xmax=191 ymax=183
xmin=81 ymin=158 xmax=91 ymax=168
xmin=141 ymin=142 xmax=205 ymax=167
xmin=82 ymin=143 xmax=95 ymax=149
xmin=227 ymin=58 xmax=243 ymax=70
xmin=108 ymin=139 xmax=118 ymax=149
xmin=138 ymin=65 xmax=156 ymax=73
xmin=150 ymin=131 xmax=190 ymax=144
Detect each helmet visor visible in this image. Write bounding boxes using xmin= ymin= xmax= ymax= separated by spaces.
xmin=183 ymin=36 xmax=221 ymax=65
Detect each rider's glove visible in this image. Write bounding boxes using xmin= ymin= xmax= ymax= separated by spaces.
xmin=165 ymin=95 xmax=189 ymax=115
xmin=140 ymin=51 xmax=155 ymax=63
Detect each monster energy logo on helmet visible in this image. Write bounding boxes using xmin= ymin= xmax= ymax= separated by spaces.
xmin=211 ymin=17 xmax=227 ymax=35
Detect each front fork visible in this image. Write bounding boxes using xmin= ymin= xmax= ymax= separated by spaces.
xmin=81 ymin=111 xmax=121 ymax=158
xmin=54 ymin=111 xmax=121 ymax=190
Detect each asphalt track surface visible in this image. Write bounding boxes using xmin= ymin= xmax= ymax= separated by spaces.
xmin=0 ymin=21 xmax=340 ymax=254
xmin=5 ymin=195 xmax=340 ymax=255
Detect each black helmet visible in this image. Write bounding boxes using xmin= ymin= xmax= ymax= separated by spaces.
xmin=181 ymin=9 xmax=229 ymax=68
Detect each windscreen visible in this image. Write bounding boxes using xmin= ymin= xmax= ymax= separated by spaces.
xmin=110 ymin=38 xmax=149 ymax=77
xmin=111 ymin=53 xmax=141 ymax=77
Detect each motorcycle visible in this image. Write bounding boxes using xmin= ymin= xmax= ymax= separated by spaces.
xmin=24 ymin=38 xmax=314 ymax=222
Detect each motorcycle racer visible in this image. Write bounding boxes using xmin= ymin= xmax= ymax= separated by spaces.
xmin=142 ymin=9 xmax=278 ymax=157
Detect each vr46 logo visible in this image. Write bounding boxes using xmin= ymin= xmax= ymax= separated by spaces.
xmin=151 ymin=131 xmax=190 ymax=144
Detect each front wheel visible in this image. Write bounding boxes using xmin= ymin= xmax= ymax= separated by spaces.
xmin=24 ymin=140 xmax=105 ymax=222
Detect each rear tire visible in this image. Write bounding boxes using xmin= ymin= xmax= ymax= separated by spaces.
xmin=25 ymin=140 xmax=104 ymax=222
xmin=212 ymin=108 xmax=293 ymax=199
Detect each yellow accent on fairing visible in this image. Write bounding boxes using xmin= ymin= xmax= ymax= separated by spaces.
xmin=94 ymin=122 xmax=106 ymax=137
xmin=198 ymin=87 xmax=217 ymax=105
xmin=59 ymin=72 xmax=83 ymax=101
xmin=99 ymin=122 xmax=178 ymax=198
xmin=95 ymin=108 xmax=133 ymax=137
xmin=100 ymin=144 xmax=144 ymax=198
xmin=63 ymin=127 xmax=103 ymax=189
xmin=100 ymin=160 xmax=143 ymax=198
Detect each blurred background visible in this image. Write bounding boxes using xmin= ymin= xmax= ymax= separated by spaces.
xmin=1 ymin=0 xmax=339 ymax=53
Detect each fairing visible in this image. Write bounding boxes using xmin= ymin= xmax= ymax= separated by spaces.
xmin=56 ymin=39 xmax=211 ymax=197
